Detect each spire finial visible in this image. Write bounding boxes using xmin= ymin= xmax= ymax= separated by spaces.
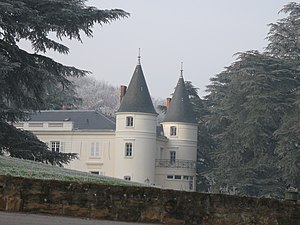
xmin=138 ymin=48 xmax=141 ymax=65
xmin=180 ymin=62 xmax=184 ymax=78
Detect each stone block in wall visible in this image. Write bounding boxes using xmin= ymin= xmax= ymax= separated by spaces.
xmin=5 ymin=197 xmax=22 ymax=211
xmin=89 ymin=206 xmax=111 ymax=219
xmin=141 ymin=208 xmax=161 ymax=223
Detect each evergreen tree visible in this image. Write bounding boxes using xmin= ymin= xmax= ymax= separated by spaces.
xmin=0 ymin=0 xmax=128 ymax=164
xmin=203 ymin=2 xmax=300 ymax=197
xmin=266 ymin=2 xmax=300 ymax=188
xmin=205 ymin=52 xmax=299 ymax=196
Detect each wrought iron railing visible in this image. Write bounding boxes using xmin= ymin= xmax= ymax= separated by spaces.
xmin=155 ymin=159 xmax=196 ymax=169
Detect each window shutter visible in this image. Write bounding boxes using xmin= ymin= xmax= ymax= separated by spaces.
xmin=90 ymin=143 xmax=94 ymax=156
xmin=95 ymin=143 xmax=100 ymax=156
xmin=60 ymin=142 xmax=65 ymax=153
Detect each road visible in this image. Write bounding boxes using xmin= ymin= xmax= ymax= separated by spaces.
xmin=0 ymin=211 xmax=160 ymax=225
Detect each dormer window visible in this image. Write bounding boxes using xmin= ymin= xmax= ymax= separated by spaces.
xmin=170 ymin=126 xmax=177 ymax=136
xmin=126 ymin=116 xmax=134 ymax=127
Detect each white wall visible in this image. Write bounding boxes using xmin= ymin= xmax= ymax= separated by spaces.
xmin=161 ymin=122 xmax=197 ymax=161
xmin=156 ymin=122 xmax=198 ymax=191
xmin=115 ymin=112 xmax=157 ymax=184
xmin=25 ymin=129 xmax=116 ymax=177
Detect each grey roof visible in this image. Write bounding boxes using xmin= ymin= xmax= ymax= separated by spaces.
xmin=29 ymin=110 xmax=116 ymax=130
xmin=163 ymin=76 xmax=197 ymax=123
xmin=117 ymin=64 xmax=157 ymax=114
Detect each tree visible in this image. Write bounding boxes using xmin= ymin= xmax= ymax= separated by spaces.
xmin=200 ymin=2 xmax=300 ymax=197
xmin=205 ymin=51 xmax=299 ymax=196
xmin=71 ymin=76 xmax=119 ymax=116
xmin=0 ymin=0 xmax=129 ymax=164
xmin=266 ymin=2 xmax=300 ymax=188
xmin=183 ymin=81 xmax=216 ymax=192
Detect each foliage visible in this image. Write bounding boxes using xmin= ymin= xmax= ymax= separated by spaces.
xmin=202 ymin=2 xmax=300 ymax=197
xmin=71 ymin=76 xmax=119 ymax=116
xmin=0 ymin=121 xmax=78 ymax=166
xmin=0 ymin=0 xmax=129 ymax=164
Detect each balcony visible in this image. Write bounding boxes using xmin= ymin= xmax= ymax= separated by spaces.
xmin=155 ymin=159 xmax=196 ymax=169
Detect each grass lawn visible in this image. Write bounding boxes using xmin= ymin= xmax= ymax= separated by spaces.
xmin=0 ymin=155 xmax=143 ymax=186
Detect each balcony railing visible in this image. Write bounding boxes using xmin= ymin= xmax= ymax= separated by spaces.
xmin=155 ymin=159 xmax=196 ymax=169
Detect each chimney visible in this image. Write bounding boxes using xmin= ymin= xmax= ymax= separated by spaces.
xmin=166 ymin=97 xmax=171 ymax=110
xmin=120 ymin=85 xmax=127 ymax=103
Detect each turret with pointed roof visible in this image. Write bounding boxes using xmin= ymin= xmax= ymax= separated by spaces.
xmin=163 ymin=65 xmax=196 ymax=123
xmin=117 ymin=55 xmax=156 ymax=114
xmin=114 ymin=52 xmax=157 ymax=185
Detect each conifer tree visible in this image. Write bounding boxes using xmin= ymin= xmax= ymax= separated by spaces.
xmin=203 ymin=2 xmax=300 ymax=197
xmin=0 ymin=0 xmax=129 ymax=164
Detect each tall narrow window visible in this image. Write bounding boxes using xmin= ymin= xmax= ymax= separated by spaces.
xmin=170 ymin=126 xmax=177 ymax=136
xmin=170 ymin=151 xmax=176 ymax=164
xmin=125 ymin=142 xmax=133 ymax=157
xmin=126 ymin=116 xmax=134 ymax=127
xmin=50 ymin=141 xmax=60 ymax=152
xmin=90 ymin=143 xmax=100 ymax=156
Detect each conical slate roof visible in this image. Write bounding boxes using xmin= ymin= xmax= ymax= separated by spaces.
xmin=163 ymin=75 xmax=196 ymax=123
xmin=117 ymin=63 xmax=156 ymax=114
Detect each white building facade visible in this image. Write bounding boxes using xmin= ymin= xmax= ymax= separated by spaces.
xmin=15 ymin=58 xmax=198 ymax=192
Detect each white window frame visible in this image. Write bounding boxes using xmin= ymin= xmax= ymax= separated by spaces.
xmin=126 ymin=116 xmax=134 ymax=127
xmin=125 ymin=142 xmax=133 ymax=157
xmin=170 ymin=151 xmax=176 ymax=164
xmin=170 ymin=126 xmax=177 ymax=136
xmin=174 ymin=175 xmax=182 ymax=180
xmin=90 ymin=142 xmax=100 ymax=157
xmin=50 ymin=141 xmax=60 ymax=152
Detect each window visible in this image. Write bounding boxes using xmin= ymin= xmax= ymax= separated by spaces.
xmin=167 ymin=175 xmax=174 ymax=179
xmin=29 ymin=122 xmax=43 ymax=127
xmin=125 ymin=143 xmax=133 ymax=157
xmin=170 ymin=126 xmax=177 ymax=136
xmin=48 ymin=123 xmax=63 ymax=127
xmin=90 ymin=143 xmax=100 ymax=157
xmin=50 ymin=141 xmax=60 ymax=152
xmin=126 ymin=116 xmax=134 ymax=127
xmin=170 ymin=151 xmax=176 ymax=164
xmin=167 ymin=175 xmax=182 ymax=180
xmin=183 ymin=176 xmax=189 ymax=180
xmin=189 ymin=179 xmax=194 ymax=190
xmin=90 ymin=171 xmax=99 ymax=175
xmin=174 ymin=175 xmax=182 ymax=180
xmin=124 ymin=176 xmax=131 ymax=181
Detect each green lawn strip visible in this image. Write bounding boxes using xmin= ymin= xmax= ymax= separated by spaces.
xmin=0 ymin=156 xmax=143 ymax=187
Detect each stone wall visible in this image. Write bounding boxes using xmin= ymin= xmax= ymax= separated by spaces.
xmin=0 ymin=175 xmax=299 ymax=225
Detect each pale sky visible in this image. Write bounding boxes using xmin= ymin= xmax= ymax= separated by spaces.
xmin=38 ymin=0 xmax=294 ymax=99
